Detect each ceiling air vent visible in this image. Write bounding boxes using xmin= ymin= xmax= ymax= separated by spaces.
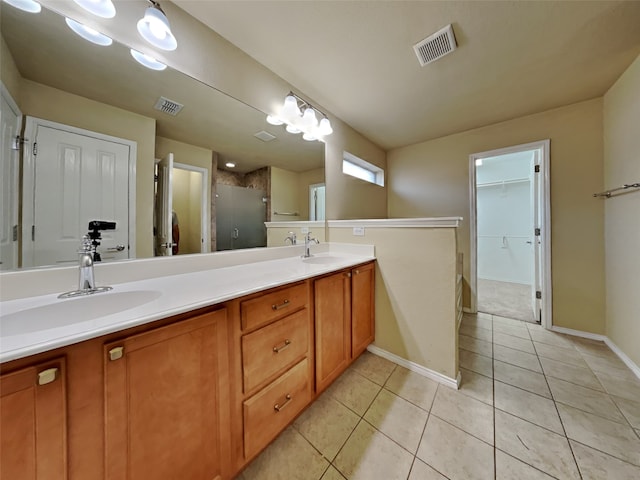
xmin=413 ymin=24 xmax=457 ymax=67
xmin=154 ymin=96 xmax=184 ymax=116
xmin=254 ymin=130 xmax=276 ymax=142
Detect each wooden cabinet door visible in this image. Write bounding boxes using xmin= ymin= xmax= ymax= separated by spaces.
xmin=104 ymin=309 xmax=230 ymax=480
xmin=351 ymin=262 xmax=375 ymax=358
xmin=314 ymin=270 xmax=351 ymax=392
xmin=1 ymin=357 xmax=67 ymax=480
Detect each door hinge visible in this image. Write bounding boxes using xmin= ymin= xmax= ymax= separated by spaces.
xmin=32 ymin=142 xmax=38 ymax=156
xmin=534 ymin=228 xmax=541 ymax=236
xmin=12 ymin=225 xmax=18 ymax=242
xmin=31 ymin=225 xmax=35 ymax=241
xmin=534 ymin=164 xmax=540 ymax=173
xmin=536 ymin=291 xmax=542 ymax=299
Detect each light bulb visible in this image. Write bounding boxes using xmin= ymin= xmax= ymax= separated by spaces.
xmin=73 ymin=0 xmax=116 ymax=18
xmin=281 ymin=95 xmax=301 ymax=121
xmin=303 ymin=132 xmax=317 ymax=142
xmin=130 ymin=49 xmax=167 ymax=71
xmin=286 ymin=124 xmax=301 ymax=134
xmin=137 ymin=5 xmax=177 ymax=51
xmin=3 ymin=0 xmax=41 ymax=13
xmin=266 ymin=115 xmax=283 ymax=126
xmin=301 ymin=107 xmax=318 ymax=128
xmin=318 ymin=117 xmax=333 ymax=136
xmin=65 ymin=18 xmax=113 ymax=46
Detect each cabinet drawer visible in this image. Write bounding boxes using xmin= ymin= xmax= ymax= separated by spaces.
xmin=241 ymin=283 xmax=308 ymax=331
xmin=243 ymin=358 xmax=311 ymax=460
xmin=242 ymin=309 xmax=309 ymax=393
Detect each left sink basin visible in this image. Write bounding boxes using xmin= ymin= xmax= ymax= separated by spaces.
xmin=1 ymin=290 xmax=162 ymax=336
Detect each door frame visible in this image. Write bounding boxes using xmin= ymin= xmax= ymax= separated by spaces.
xmin=469 ymin=139 xmax=552 ymax=328
xmin=309 ymin=182 xmax=326 ymax=221
xmin=22 ymin=117 xmax=137 ymax=264
xmin=173 ymin=162 xmax=210 ymax=253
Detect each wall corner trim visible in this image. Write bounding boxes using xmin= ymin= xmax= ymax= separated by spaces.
xmin=550 ymin=326 xmax=640 ymax=381
xmin=366 ymin=344 xmax=459 ymax=390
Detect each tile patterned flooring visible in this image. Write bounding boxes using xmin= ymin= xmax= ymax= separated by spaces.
xmin=238 ymin=313 xmax=640 ymax=479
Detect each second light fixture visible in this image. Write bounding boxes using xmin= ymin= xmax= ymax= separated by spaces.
xmin=267 ymin=92 xmax=333 ymax=141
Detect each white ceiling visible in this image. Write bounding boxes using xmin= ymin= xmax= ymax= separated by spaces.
xmin=174 ymin=0 xmax=640 ymax=150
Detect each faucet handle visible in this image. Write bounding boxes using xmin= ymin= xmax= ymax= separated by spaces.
xmin=79 ymin=235 xmax=92 ymax=253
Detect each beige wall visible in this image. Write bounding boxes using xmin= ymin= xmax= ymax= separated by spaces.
xmin=271 ymin=167 xmax=301 ymax=220
xmin=1 ymin=35 xmax=21 ymax=104
xmin=171 ymin=169 xmax=202 ymax=254
xmin=603 ymin=55 xmax=640 ymax=366
xmin=297 ymin=167 xmax=325 ymax=221
xmin=329 ymin=226 xmax=459 ymax=379
xmin=39 ymin=0 xmax=387 ymax=223
xmin=388 ymin=99 xmax=606 ymax=335
xmin=19 ymin=79 xmax=156 ymax=258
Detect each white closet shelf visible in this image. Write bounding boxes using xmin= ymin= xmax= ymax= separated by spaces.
xmin=477 ymin=177 xmax=530 ymax=188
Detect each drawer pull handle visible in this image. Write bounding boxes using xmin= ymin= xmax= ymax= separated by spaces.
xmin=273 ymin=339 xmax=291 ymax=353
xmin=274 ymin=394 xmax=292 ymax=412
xmin=37 ymin=368 xmax=58 ymax=386
xmin=271 ymin=299 xmax=290 ymax=311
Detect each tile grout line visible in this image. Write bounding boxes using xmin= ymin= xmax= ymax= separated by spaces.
xmin=491 ymin=314 xmax=497 ymax=480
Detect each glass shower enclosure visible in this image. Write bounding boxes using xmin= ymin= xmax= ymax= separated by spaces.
xmin=216 ymin=184 xmax=267 ymax=250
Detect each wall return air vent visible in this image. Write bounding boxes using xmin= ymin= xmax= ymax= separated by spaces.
xmin=154 ymin=96 xmax=184 ymax=116
xmin=413 ymin=24 xmax=457 ymax=66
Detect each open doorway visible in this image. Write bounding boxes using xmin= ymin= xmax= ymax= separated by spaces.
xmin=469 ymin=140 xmax=551 ymax=327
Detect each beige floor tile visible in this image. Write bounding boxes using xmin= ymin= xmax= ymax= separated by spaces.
xmin=459 ymin=349 xmax=493 ymax=377
xmin=581 ymin=352 xmax=638 ymax=382
xmin=612 ymin=395 xmax=640 ymax=429
xmin=557 ymin=403 xmax=640 ymax=466
xmin=533 ymin=341 xmax=588 ymax=368
xmin=493 ymin=331 xmax=536 ymax=354
xmin=417 ymin=415 xmax=494 ymax=480
xmin=320 ymin=466 xmax=346 ymax=480
xmin=384 ymin=367 xmax=438 ymax=411
xmin=539 ymin=357 xmax=604 ymax=391
xmin=326 ymin=369 xmax=381 ymax=416
xmin=595 ymin=373 xmax=640 ymax=402
xmin=571 ymin=440 xmax=640 ymax=480
xmin=363 ymin=389 xmax=428 ymax=453
xmin=493 ymin=344 xmax=542 ymax=373
xmin=294 ymin=393 xmax=360 ymax=461
xmin=495 ymin=410 xmax=580 ymax=479
xmin=241 ymin=426 xmax=329 ymax=480
xmin=458 ymin=368 xmax=494 ymax=405
xmin=458 ymin=334 xmax=492 ymax=357
xmin=493 ymin=360 xmax=551 ymax=398
xmin=493 ymin=315 xmax=526 ymax=327
xmin=492 ymin=322 xmax=531 ymax=340
xmin=333 ymin=421 xmax=413 ymax=480
xmin=431 ymin=385 xmax=494 ymax=444
xmin=495 ymin=450 xmax=556 ymax=479
xmin=494 ymin=381 xmax=563 ymax=434
xmin=547 ymin=377 xmax=627 ymax=424
xmin=408 ymin=459 xmax=448 ymax=480
xmin=350 ymin=351 xmax=396 ymax=386
xmin=461 ymin=312 xmax=493 ymax=330
xmin=459 ymin=323 xmax=493 ymax=341
xmin=528 ymin=329 xmax=574 ymax=348
xmin=571 ymin=337 xmax=618 ymax=359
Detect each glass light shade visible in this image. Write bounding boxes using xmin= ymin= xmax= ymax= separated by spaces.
xmin=137 ymin=5 xmax=177 ymax=51
xmin=73 ymin=0 xmax=115 ymax=18
xmin=301 ymin=107 xmax=318 ymax=128
xmin=130 ymin=49 xmax=167 ymax=71
xmin=266 ymin=115 xmax=283 ymax=126
xmin=65 ymin=18 xmax=113 ymax=46
xmin=285 ymin=124 xmax=301 ymax=134
xmin=318 ymin=117 xmax=333 ymax=136
xmin=302 ymin=132 xmax=317 ymax=142
xmin=281 ymin=95 xmax=301 ymax=121
xmin=3 ymin=0 xmax=41 ymax=13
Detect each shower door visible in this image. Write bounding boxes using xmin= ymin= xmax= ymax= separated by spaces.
xmin=216 ymin=184 xmax=266 ymax=250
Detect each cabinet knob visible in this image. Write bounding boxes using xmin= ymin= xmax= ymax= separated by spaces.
xmin=37 ymin=367 xmax=58 ymax=386
xmin=274 ymin=394 xmax=292 ymax=412
xmin=354 ymin=269 xmax=360 ymax=275
xmin=345 ymin=272 xmax=352 ymax=278
xmin=109 ymin=346 xmax=124 ymax=361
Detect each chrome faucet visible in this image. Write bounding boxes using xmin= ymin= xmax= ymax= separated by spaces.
xmin=302 ymin=231 xmax=319 ymax=258
xmin=284 ymin=231 xmax=297 ymax=245
xmin=58 ymin=235 xmax=112 ymax=298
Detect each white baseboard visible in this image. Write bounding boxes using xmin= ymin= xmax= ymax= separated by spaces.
xmin=550 ymin=326 xmax=640 ymax=381
xmin=463 ymin=307 xmax=474 ymax=314
xmin=366 ymin=344 xmax=459 ymax=390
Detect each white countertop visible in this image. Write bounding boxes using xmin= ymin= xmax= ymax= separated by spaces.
xmin=0 ymin=249 xmax=374 ymax=363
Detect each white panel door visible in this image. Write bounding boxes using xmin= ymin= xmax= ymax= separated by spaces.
xmin=26 ymin=123 xmax=132 ymax=267
xmin=0 ymin=86 xmax=21 ymax=270
xmin=154 ymin=153 xmax=173 ymax=256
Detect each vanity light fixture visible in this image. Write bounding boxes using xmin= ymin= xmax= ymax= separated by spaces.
xmin=2 ymin=0 xmax=41 ymax=13
xmin=65 ymin=18 xmax=113 ymax=46
xmin=266 ymin=92 xmax=333 ymax=141
xmin=137 ymin=0 xmax=177 ymax=51
xmin=130 ymin=49 xmax=167 ymax=71
xmin=73 ymin=0 xmax=115 ymax=18
xmin=225 ymin=162 xmax=236 ymax=168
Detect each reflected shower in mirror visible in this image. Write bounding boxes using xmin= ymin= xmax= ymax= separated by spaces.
xmin=0 ymin=2 xmax=325 ymax=270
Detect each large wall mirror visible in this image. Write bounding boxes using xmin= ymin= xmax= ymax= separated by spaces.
xmin=0 ymin=3 xmax=325 ymax=271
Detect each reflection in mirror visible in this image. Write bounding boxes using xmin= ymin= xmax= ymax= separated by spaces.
xmin=0 ymin=3 xmax=325 ymax=270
